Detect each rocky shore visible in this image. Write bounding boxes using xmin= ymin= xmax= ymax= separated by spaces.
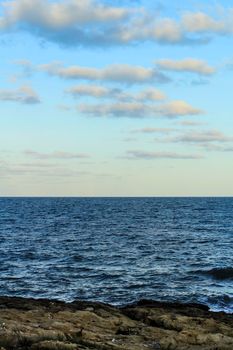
xmin=0 ymin=297 xmax=232 ymax=350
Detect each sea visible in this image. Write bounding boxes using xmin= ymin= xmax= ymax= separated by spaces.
xmin=0 ymin=197 xmax=232 ymax=313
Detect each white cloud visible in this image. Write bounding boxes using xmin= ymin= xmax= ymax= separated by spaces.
xmin=25 ymin=150 xmax=91 ymax=159
xmin=0 ymin=85 xmax=40 ymax=104
xmin=132 ymin=127 xmax=174 ymax=134
xmin=66 ymin=85 xmax=166 ymax=101
xmin=1 ymin=1 xmax=232 ymax=47
xmin=0 ymin=0 xmax=134 ymax=47
xmin=0 ymin=0 xmax=129 ymax=28
xmin=171 ymin=130 xmax=233 ymax=143
xmin=78 ymin=100 xmax=202 ymax=118
xmin=148 ymin=18 xmax=182 ymax=43
xmin=156 ymin=58 xmax=215 ymax=75
xmin=200 ymin=144 xmax=233 ymax=152
xmin=157 ymin=100 xmax=203 ymax=117
xmin=13 ymin=59 xmax=34 ymax=77
xmin=78 ymin=101 xmax=147 ymax=118
xmin=126 ymin=150 xmax=203 ymax=159
xmin=118 ymin=16 xmax=183 ymax=44
xmin=0 ymin=161 xmax=90 ymax=178
xmin=136 ymin=88 xmax=166 ymax=101
xmin=0 ymin=0 xmax=183 ymax=46
xmin=182 ymin=11 xmax=233 ymax=34
xmin=42 ymin=62 xmax=169 ymax=84
xmin=66 ymin=85 xmax=113 ymax=98
xmin=177 ymin=120 xmax=206 ymax=127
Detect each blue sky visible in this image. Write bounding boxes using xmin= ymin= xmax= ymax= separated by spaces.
xmin=0 ymin=0 xmax=232 ymax=196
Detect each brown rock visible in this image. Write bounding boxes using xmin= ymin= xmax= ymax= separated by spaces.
xmin=0 ymin=297 xmax=232 ymax=350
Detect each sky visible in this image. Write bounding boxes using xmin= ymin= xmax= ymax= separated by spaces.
xmin=0 ymin=0 xmax=233 ymax=196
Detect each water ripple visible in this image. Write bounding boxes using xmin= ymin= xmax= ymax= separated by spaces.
xmin=0 ymin=197 xmax=232 ymax=312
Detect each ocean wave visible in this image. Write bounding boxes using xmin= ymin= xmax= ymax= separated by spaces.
xmin=195 ymin=267 xmax=233 ymax=280
xmin=206 ymin=294 xmax=233 ymax=313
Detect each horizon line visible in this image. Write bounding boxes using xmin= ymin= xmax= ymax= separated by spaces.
xmin=0 ymin=195 xmax=232 ymax=198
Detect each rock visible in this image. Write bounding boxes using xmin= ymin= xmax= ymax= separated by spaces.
xmin=0 ymin=296 xmax=232 ymax=349
xmin=31 ymin=341 xmax=78 ymax=350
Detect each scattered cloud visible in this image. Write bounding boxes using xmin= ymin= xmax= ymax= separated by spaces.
xmin=0 ymin=162 xmax=89 ymax=178
xmin=24 ymin=150 xmax=91 ymax=159
xmin=72 ymin=97 xmax=199 ymax=121
xmin=77 ymin=100 xmax=202 ymax=118
xmin=155 ymin=58 xmax=215 ymax=75
xmin=171 ymin=130 xmax=233 ymax=143
xmin=41 ymin=62 xmax=170 ymax=84
xmin=66 ymin=85 xmax=166 ymax=101
xmin=14 ymin=59 xmax=34 ymax=77
xmin=67 ymin=85 xmax=115 ymax=98
xmin=19 ymin=162 xmax=60 ymax=168
xmin=118 ymin=16 xmax=184 ymax=44
xmin=157 ymin=100 xmax=203 ymax=117
xmin=0 ymin=0 xmax=130 ymax=28
xmin=78 ymin=101 xmax=148 ymax=118
xmin=0 ymin=0 xmax=131 ymax=47
xmin=125 ymin=150 xmax=203 ymax=159
xmin=137 ymin=88 xmax=166 ymax=101
xmin=199 ymin=144 xmax=233 ymax=152
xmin=0 ymin=0 xmax=175 ymax=47
xmin=0 ymin=85 xmax=40 ymax=104
xmin=132 ymin=127 xmax=174 ymax=134
xmin=176 ymin=120 xmax=206 ymax=127
xmin=182 ymin=11 xmax=233 ymax=34
xmin=131 ymin=127 xmax=231 ymax=148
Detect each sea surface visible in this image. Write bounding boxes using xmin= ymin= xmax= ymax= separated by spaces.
xmin=0 ymin=197 xmax=232 ymax=313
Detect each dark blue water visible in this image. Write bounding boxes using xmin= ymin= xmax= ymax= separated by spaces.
xmin=0 ymin=197 xmax=232 ymax=313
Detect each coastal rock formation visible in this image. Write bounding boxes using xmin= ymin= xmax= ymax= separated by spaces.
xmin=0 ymin=297 xmax=232 ymax=349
